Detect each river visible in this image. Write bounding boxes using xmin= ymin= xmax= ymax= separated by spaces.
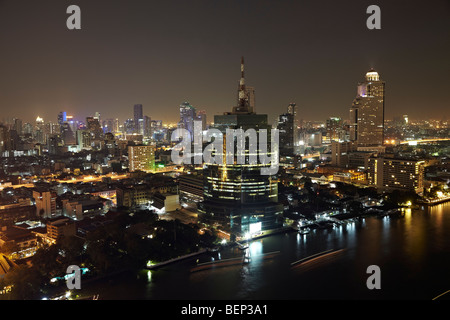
xmin=76 ymin=202 xmax=450 ymax=300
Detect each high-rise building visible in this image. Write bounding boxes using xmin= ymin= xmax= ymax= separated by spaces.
xmin=128 ymin=145 xmax=155 ymax=173
xmin=349 ymin=69 xmax=385 ymax=146
xmin=102 ymin=118 xmax=115 ymax=133
xmin=61 ymin=122 xmax=76 ymax=145
xmin=179 ymin=102 xmax=196 ymax=140
xmin=367 ymin=155 xmax=425 ymax=194
xmin=198 ymin=57 xmax=283 ymax=240
xmin=13 ymin=118 xmax=22 ymax=136
xmin=134 ymin=104 xmax=143 ymax=133
xmin=326 ymin=117 xmax=344 ymax=142
xmin=287 ymin=103 xmax=296 ymax=116
xmin=86 ymin=116 xmax=103 ymax=140
xmin=76 ymin=129 xmax=91 ymax=150
xmin=143 ymin=115 xmax=152 ymax=138
xmin=0 ymin=125 xmax=10 ymax=153
xmin=23 ymin=122 xmax=33 ymax=136
xmin=331 ymin=141 xmax=354 ymax=167
xmin=277 ymin=111 xmax=294 ymax=157
xmin=57 ymin=111 xmax=67 ymax=127
xmin=196 ymin=110 xmax=207 ymax=131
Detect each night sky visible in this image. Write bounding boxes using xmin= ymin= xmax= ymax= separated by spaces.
xmin=0 ymin=0 xmax=449 ymax=125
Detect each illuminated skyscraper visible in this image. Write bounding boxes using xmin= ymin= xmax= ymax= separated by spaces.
xmin=199 ymin=57 xmax=282 ymax=240
xmin=349 ymin=69 xmax=385 ymax=146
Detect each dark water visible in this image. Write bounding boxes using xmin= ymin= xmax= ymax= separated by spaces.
xmin=78 ymin=202 xmax=450 ymax=300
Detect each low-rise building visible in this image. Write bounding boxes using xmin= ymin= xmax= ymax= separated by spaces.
xmin=152 ymin=192 xmax=181 ymax=213
xmin=179 ymin=174 xmax=204 ymax=202
xmin=0 ymin=226 xmax=38 ymax=259
xmin=46 ymin=217 xmax=77 ymax=243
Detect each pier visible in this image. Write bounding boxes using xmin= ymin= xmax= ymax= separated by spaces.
xmin=190 ymin=251 xmax=281 ymax=273
xmin=146 ymin=249 xmax=208 ymax=270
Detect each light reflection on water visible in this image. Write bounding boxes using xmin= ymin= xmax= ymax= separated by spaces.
xmin=80 ymin=202 xmax=450 ymax=300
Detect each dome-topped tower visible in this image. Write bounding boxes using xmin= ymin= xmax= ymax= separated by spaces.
xmin=365 ymin=68 xmax=380 ymax=81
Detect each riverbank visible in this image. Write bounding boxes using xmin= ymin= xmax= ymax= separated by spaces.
xmin=418 ymin=195 xmax=450 ymax=206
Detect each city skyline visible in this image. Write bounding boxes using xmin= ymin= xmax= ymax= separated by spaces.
xmin=2 ymin=0 xmax=450 ymax=305
xmin=0 ymin=0 xmax=449 ymax=125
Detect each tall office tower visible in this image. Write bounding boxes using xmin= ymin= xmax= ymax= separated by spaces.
xmin=287 ymin=103 xmax=300 ymax=150
xmin=60 ymin=122 xmax=76 ymax=145
xmin=367 ymin=155 xmax=425 ymax=194
xmin=57 ymin=111 xmax=67 ymax=127
xmin=23 ymin=122 xmax=33 ymax=136
xmin=13 ymin=118 xmax=22 ymax=136
xmin=57 ymin=111 xmax=67 ymax=139
xmin=47 ymin=135 xmax=59 ymax=155
xmin=76 ymin=129 xmax=91 ymax=149
xmin=349 ymin=68 xmax=385 ymax=146
xmin=35 ymin=116 xmax=45 ymax=144
xmin=134 ymin=104 xmax=143 ymax=132
xmin=196 ymin=110 xmax=207 ymax=130
xmin=86 ymin=116 xmax=103 ymax=139
xmin=179 ymin=101 xmax=196 ymax=140
xmin=287 ymin=103 xmax=296 ymax=116
xmin=128 ymin=145 xmax=155 ymax=172
xmin=198 ymin=57 xmax=283 ymax=240
xmin=326 ymin=117 xmax=344 ymax=142
xmin=123 ymin=119 xmax=135 ymax=135
xmin=277 ymin=111 xmax=294 ymax=156
xmin=102 ymin=118 xmax=114 ymax=133
xmin=66 ymin=116 xmax=78 ymax=133
xmin=113 ymin=118 xmax=120 ymax=133
xmin=0 ymin=125 xmax=10 ymax=153
xmin=143 ymin=115 xmax=152 ymax=137
xmin=331 ymin=140 xmax=354 ymax=167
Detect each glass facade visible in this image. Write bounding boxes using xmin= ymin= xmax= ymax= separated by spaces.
xmin=199 ymin=113 xmax=283 ymax=239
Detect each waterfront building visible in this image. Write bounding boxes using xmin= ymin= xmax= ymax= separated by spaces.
xmin=198 ymin=57 xmax=283 ymax=240
xmin=349 ymin=69 xmax=385 ymax=146
xmin=367 ymin=155 xmax=425 ymax=194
